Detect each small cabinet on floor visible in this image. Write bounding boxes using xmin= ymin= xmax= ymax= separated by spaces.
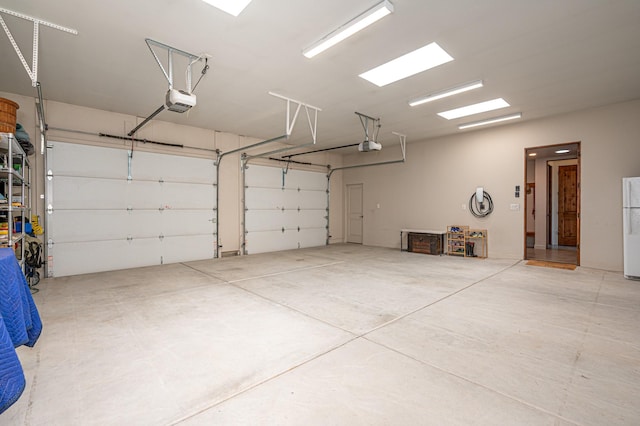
xmin=407 ymin=232 xmax=444 ymax=255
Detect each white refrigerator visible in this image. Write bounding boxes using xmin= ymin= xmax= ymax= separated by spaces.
xmin=623 ymin=177 xmax=640 ymax=279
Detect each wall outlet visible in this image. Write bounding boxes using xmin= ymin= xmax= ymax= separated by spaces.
xmin=510 ymin=203 xmax=520 ymax=211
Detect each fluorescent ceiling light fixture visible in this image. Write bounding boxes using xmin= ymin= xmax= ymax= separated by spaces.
xmin=528 ymin=152 xmax=537 ymax=157
xmin=303 ymin=0 xmax=394 ymax=58
xmin=439 ymin=98 xmax=509 ymax=120
xmin=458 ymin=113 xmax=522 ymax=130
xmin=201 ymin=0 xmax=252 ymax=16
xmin=555 ymin=149 xmax=571 ymax=154
xmin=359 ymin=42 xmax=453 ymax=87
xmin=409 ymin=80 xmax=483 ymax=107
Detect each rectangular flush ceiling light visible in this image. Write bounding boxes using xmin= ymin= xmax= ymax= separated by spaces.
xmin=359 ymin=42 xmax=453 ymax=87
xmin=201 ymin=0 xmax=252 ymax=16
xmin=438 ymin=98 xmax=509 ymax=120
xmin=458 ymin=113 xmax=522 ymax=130
xmin=409 ymin=80 xmax=483 ymax=107
xmin=303 ymin=0 xmax=394 ymax=58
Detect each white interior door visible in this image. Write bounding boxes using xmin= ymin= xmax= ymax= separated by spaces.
xmin=244 ymin=164 xmax=327 ymax=254
xmin=46 ymin=141 xmax=217 ymax=276
xmin=347 ymin=183 xmax=363 ymax=244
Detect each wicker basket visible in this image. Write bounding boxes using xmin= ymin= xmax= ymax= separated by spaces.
xmin=0 ymin=97 xmax=19 ymax=134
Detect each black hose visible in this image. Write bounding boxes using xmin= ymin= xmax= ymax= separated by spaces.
xmin=469 ymin=191 xmax=494 ymax=218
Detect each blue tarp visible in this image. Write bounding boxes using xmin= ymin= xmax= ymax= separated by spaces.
xmin=0 ymin=248 xmax=42 ymax=415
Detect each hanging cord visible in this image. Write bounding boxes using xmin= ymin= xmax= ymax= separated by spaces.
xmin=191 ymin=58 xmax=209 ymax=93
xmin=469 ymin=191 xmax=494 ymax=218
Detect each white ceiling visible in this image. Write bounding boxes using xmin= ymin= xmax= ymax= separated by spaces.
xmin=1 ymin=0 xmax=639 ymax=152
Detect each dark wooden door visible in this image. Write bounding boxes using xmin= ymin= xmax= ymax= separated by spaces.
xmin=558 ymin=165 xmax=578 ymax=246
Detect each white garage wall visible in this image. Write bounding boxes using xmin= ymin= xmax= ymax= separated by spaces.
xmin=341 ymin=99 xmax=640 ymax=271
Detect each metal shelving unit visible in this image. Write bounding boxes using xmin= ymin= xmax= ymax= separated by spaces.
xmin=1 ymin=132 xmax=31 ymax=273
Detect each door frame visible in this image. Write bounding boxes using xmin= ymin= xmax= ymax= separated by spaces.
xmin=346 ymin=183 xmax=363 ymax=244
xmin=524 ymin=142 xmax=581 ymax=265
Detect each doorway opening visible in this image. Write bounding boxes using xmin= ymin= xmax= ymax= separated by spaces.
xmin=524 ymin=142 xmax=580 ymax=265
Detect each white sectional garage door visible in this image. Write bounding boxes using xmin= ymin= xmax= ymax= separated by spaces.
xmin=47 ymin=141 xmax=216 ymax=276
xmin=245 ymin=164 xmax=327 ymax=254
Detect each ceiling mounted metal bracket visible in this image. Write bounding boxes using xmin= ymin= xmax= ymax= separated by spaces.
xmin=392 ymin=131 xmax=407 ymax=161
xmin=145 ymin=38 xmax=206 ymax=93
xmin=355 ymin=111 xmax=381 ymax=142
xmin=268 ymin=92 xmax=322 ymax=142
xmin=0 ymin=8 xmax=77 ymax=87
xmin=244 ymin=93 xmax=323 ymax=161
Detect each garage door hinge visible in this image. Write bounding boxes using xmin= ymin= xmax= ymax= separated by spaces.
xmin=159 ymin=234 xmax=164 ymax=241
xmin=47 ymin=204 xmax=53 ymax=214
xmin=127 ymin=236 xmax=133 ymax=242
xmin=47 ymin=239 xmax=53 ymax=249
xmin=127 ymin=150 xmax=132 ymax=181
xmin=47 ymin=170 xmax=53 ymax=181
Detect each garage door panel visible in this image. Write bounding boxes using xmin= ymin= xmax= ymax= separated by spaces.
xmin=282 ymin=189 xmax=302 ymax=209
xmin=50 ymin=142 xmax=129 ymax=179
xmin=298 ymin=190 xmax=326 ymax=209
xmin=161 ymin=234 xmax=214 ymax=264
xmin=53 ymin=177 xmax=129 ymax=210
xmin=161 ymin=182 xmax=215 ymax=209
xmin=245 ymin=229 xmax=299 ymax=254
xmin=125 ymin=181 xmax=162 ymax=209
xmin=162 ymin=210 xmax=215 ymax=236
xmin=299 ymin=210 xmax=327 ymax=228
xmin=289 ymin=169 xmax=327 ymax=190
xmin=299 ymin=228 xmax=327 ymax=248
xmin=47 ymin=141 xmax=217 ymax=276
xmin=245 ymin=210 xmax=281 ymax=232
xmin=50 ymin=238 xmax=162 ymax=277
xmin=132 ymin=151 xmax=216 ymax=183
xmin=245 ymin=187 xmax=285 ymax=209
xmin=128 ymin=211 xmax=163 ymax=238
xmin=245 ymin=165 xmax=282 ymax=188
xmin=49 ymin=210 xmax=125 ymax=242
xmin=245 ymin=164 xmax=327 ymax=254
xmin=244 ymin=210 xmax=299 ymax=231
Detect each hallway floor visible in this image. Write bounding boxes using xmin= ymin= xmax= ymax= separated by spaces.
xmin=527 ymin=246 xmax=578 ymax=265
xmin=5 ymin=245 xmax=640 ymax=425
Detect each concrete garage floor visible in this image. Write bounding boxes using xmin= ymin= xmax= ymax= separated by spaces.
xmin=5 ymin=244 xmax=640 ymax=425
